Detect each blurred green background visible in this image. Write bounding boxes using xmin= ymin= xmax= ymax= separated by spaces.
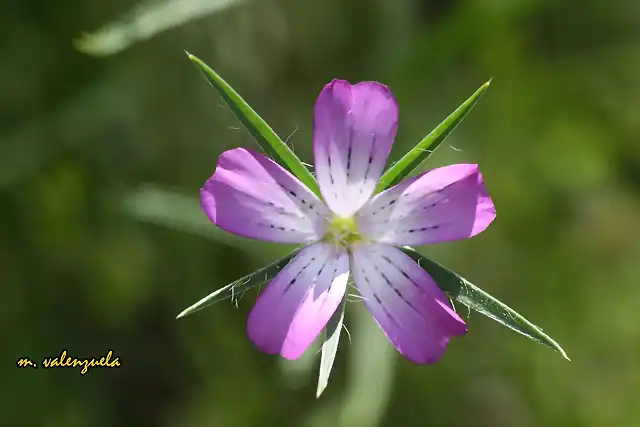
xmin=2 ymin=0 xmax=639 ymax=426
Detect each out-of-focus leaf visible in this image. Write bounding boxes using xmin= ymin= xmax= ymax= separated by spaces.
xmin=402 ymin=247 xmax=570 ymax=360
xmin=0 ymin=76 xmax=136 ymax=188
xmin=187 ymin=54 xmax=322 ymax=197
xmin=316 ymin=297 xmax=346 ymax=398
xmin=123 ymin=185 xmax=300 ymax=318
xmin=376 ymin=80 xmax=491 ymax=192
xmin=74 ymin=0 xmax=246 ymax=56
xmin=279 ymin=339 xmax=321 ymax=390
xmin=176 ymin=248 xmax=300 ymax=318
xmin=337 ymin=306 xmax=395 ymax=427
xmin=123 ymin=185 xmax=246 ymax=247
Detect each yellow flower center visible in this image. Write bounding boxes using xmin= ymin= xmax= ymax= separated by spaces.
xmin=325 ymin=215 xmax=363 ymax=247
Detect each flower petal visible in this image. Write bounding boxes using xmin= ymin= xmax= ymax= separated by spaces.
xmin=350 ymin=243 xmax=467 ymax=364
xmin=313 ymin=80 xmax=399 ymax=216
xmin=356 ymin=164 xmax=496 ymax=246
xmin=201 ymin=148 xmax=331 ymax=244
xmin=247 ymin=243 xmax=349 ymax=360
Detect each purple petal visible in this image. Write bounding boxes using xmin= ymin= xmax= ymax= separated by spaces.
xmin=350 ymin=243 xmax=467 ymax=364
xmin=201 ymin=148 xmax=331 ymax=244
xmin=313 ymin=80 xmax=399 ymax=217
xmin=247 ymin=243 xmax=349 ymax=360
xmin=356 ymin=164 xmax=496 ymax=246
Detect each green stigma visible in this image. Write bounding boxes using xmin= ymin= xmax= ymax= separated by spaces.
xmin=325 ymin=215 xmax=363 ymax=247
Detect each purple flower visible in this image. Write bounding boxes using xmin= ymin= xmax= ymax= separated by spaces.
xmin=201 ymin=80 xmax=496 ymax=364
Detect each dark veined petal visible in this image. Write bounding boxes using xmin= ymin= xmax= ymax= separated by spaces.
xmin=313 ymin=80 xmax=399 ymax=217
xmin=201 ymin=148 xmax=331 ymax=244
xmin=350 ymin=243 xmax=467 ymax=364
xmin=247 ymin=243 xmax=349 ymax=360
xmin=356 ymin=164 xmax=495 ymax=246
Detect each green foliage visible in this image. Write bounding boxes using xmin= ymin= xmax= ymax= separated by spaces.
xmin=176 ymin=249 xmax=299 ymax=318
xmin=402 ymin=247 xmax=569 ymax=359
xmin=188 ymin=54 xmax=322 ymax=197
xmin=316 ymin=297 xmax=346 ymax=398
xmin=74 ymin=0 xmax=247 ymax=56
xmin=376 ymin=80 xmax=491 ymax=192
